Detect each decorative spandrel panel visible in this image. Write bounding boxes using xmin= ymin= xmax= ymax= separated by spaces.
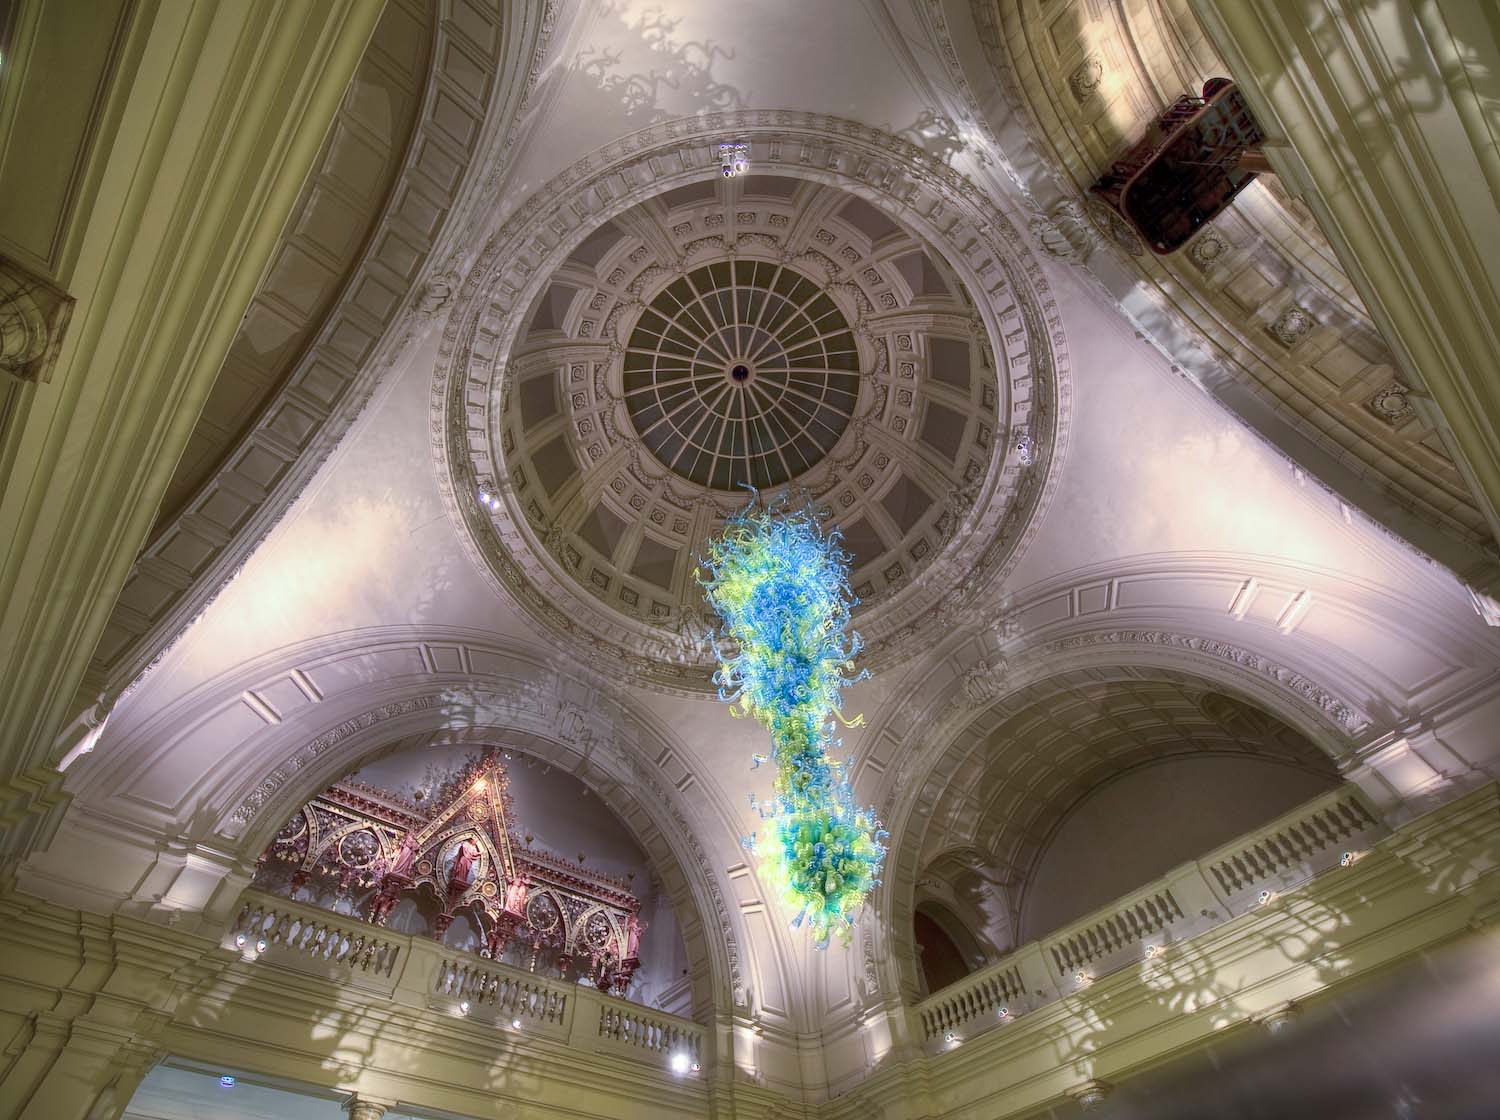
xmin=255 ymin=750 xmax=645 ymax=996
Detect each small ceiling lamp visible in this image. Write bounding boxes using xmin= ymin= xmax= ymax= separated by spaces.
xmin=718 ymin=141 xmax=750 ymax=178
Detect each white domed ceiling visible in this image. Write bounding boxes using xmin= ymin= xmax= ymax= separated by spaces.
xmin=438 ymin=124 xmax=1067 ymax=693
xmin=501 ymin=176 xmax=997 ymax=625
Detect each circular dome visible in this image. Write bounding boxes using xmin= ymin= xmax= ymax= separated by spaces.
xmin=437 ymin=116 xmax=1067 ymax=692
xmin=624 ymin=261 xmax=859 ymax=490
xmin=500 ymin=175 xmax=1000 ymax=628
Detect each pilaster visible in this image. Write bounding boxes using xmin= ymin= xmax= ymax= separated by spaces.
xmin=0 ymin=0 xmax=384 ymax=842
xmin=0 ymin=897 xmax=228 ymax=1119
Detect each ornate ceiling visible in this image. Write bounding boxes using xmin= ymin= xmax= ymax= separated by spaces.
xmin=494 ymin=174 xmax=1007 ymax=647
xmin=18 ymin=1 xmax=1500 ymax=1100
xmin=436 ymin=117 xmax=1070 ymax=692
xmin=955 ymin=0 xmax=1500 ymax=590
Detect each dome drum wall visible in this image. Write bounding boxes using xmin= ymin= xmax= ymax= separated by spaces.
xmin=433 ymin=114 xmax=1071 ymax=693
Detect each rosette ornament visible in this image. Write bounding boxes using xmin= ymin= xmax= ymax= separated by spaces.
xmin=699 ymin=496 xmax=887 ymax=947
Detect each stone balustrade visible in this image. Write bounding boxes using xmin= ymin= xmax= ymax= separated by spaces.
xmin=224 ymin=889 xmax=708 ymax=1072
xmin=911 ymin=785 xmax=1387 ymax=1044
xmin=229 ymin=899 xmax=402 ymax=980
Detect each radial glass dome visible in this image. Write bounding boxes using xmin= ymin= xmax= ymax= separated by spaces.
xmin=623 ymin=260 xmax=860 ymax=490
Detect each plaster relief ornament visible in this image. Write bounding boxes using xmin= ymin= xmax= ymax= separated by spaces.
xmin=700 ymin=493 xmax=887 ymax=948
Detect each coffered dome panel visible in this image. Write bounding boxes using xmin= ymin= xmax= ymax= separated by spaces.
xmin=497 ymin=175 xmax=1002 ymax=635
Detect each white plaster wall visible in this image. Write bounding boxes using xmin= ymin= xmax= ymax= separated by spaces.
xmin=1008 ymin=264 xmax=1466 ymax=602
xmin=496 ymin=0 xmax=938 ymax=211
xmin=1018 ymin=755 xmax=1341 ymax=941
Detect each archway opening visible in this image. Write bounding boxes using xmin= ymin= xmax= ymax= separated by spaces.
xmin=913 ymin=900 xmax=987 ymax=997
xmin=252 ymin=740 xmax=693 ymax=1015
xmin=905 ymin=669 xmax=1346 ymax=971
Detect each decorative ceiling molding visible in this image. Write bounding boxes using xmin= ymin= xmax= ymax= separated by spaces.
xmin=86 ymin=0 xmax=559 ymax=703
xmin=920 ymin=0 xmax=1499 ymax=590
xmin=431 ymin=110 xmax=1072 ymax=695
xmin=1035 ymin=630 xmax=1367 ymax=735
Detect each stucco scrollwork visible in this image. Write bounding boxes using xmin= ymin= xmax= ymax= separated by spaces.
xmin=1043 ymin=630 xmax=1369 ymax=735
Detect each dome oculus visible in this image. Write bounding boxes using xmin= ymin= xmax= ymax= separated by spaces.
xmin=624 ymin=261 xmax=860 ymax=490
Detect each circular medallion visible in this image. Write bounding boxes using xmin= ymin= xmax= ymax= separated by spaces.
xmin=527 ymin=893 xmax=561 ymax=931
xmin=338 ymin=829 xmax=380 ymax=869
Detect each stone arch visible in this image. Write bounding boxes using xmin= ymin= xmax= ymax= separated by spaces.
xmin=430 ymin=109 xmax=1073 ymax=692
xmin=232 ymin=701 xmax=734 ymax=1026
xmin=876 ymin=646 xmax=1367 ymax=1000
xmin=44 ymin=628 xmax=758 ymax=1027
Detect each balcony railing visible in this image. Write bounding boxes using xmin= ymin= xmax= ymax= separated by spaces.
xmin=225 ymin=889 xmax=707 ymax=1071
xmin=912 ymin=786 xmax=1386 ymax=1045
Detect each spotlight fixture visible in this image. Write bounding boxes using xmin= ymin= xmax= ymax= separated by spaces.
xmin=942 ymin=1031 xmax=957 ymax=1044
xmin=459 ymin=1000 xmax=471 ymax=1015
xmin=219 ymin=1076 xmax=236 ymax=1089
xmin=718 ymin=141 xmax=750 ymax=178
xmin=1074 ymin=970 xmax=1093 ymax=987
xmin=255 ymin=937 xmax=268 ymax=953
xmin=1014 ymin=430 xmax=1037 ymax=466
xmin=670 ymin=1051 xmax=691 ymax=1074
xmin=511 ymin=1017 xmax=522 ymax=1029
xmin=476 ymin=485 xmax=500 ymax=511
xmin=997 ymin=1007 xmax=1011 ymax=1019
xmin=233 ymin=932 xmax=247 ymax=948
xmin=1257 ymin=889 xmax=1275 ymax=906
xmin=1145 ymin=944 xmax=1163 ymax=959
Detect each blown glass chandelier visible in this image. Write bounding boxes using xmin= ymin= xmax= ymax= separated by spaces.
xmin=699 ymin=495 xmax=887 ymax=948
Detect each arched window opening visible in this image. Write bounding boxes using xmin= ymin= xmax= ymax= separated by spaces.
xmin=251 ymin=743 xmax=690 ymax=1014
xmin=914 ymin=903 xmax=979 ymax=996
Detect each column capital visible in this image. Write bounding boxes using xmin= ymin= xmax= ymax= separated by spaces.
xmin=342 ymin=1093 xmax=398 ymax=1120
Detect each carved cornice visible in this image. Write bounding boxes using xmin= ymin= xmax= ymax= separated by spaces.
xmin=431 ymin=110 xmax=1072 ymax=695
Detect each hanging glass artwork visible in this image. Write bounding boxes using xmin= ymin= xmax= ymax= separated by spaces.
xmin=699 ymin=495 xmax=887 ymax=948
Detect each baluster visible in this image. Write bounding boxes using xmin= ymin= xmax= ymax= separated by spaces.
xmin=1232 ymin=854 xmax=1251 ymax=887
